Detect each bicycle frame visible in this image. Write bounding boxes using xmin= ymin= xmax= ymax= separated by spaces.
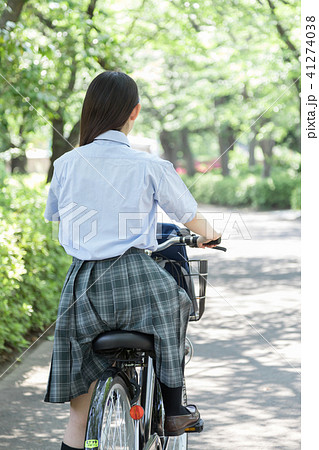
xmin=130 ymin=354 xmax=174 ymax=449
xmin=85 ymin=232 xmax=226 ymax=449
xmin=140 ymin=357 xmax=163 ymax=449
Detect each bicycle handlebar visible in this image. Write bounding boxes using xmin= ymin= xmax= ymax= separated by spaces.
xmin=156 ymin=235 xmax=227 ymax=252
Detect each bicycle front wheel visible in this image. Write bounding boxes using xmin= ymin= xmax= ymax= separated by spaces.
xmin=85 ymin=375 xmax=135 ymax=450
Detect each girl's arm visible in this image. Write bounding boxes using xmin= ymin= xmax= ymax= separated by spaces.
xmin=183 ymin=211 xmax=222 ymax=249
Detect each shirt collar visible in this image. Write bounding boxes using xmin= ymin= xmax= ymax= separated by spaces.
xmin=94 ymin=130 xmax=131 ymax=147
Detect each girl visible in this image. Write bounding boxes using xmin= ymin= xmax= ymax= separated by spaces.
xmin=44 ymin=71 xmax=221 ymax=450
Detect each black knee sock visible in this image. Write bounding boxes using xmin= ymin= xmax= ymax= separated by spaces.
xmin=159 ymin=382 xmax=189 ymax=416
xmin=61 ymin=443 xmax=84 ymax=450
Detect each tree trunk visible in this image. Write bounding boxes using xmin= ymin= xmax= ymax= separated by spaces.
xmin=68 ymin=119 xmax=80 ymax=148
xmin=11 ymin=125 xmax=27 ymax=173
xmin=259 ymin=138 xmax=275 ymax=178
xmin=159 ymin=129 xmax=177 ymax=167
xmin=0 ymin=117 xmax=14 ymax=152
xmin=218 ymin=124 xmax=235 ymax=176
xmin=218 ymin=136 xmax=229 ymax=176
xmin=47 ymin=115 xmax=66 ymax=182
xmin=11 ymin=153 xmax=27 ymax=173
xmin=0 ymin=0 xmax=28 ymax=29
xmin=46 ymin=118 xmax=82 ymax=181
xmin=46 ymin=60 xmax=79 ymax=181
xmin=180 ymin=128 xmax=195 ymax=176
xmin=249 ymin=140 xmax=255 ymax=167
xmin=214 ymin=96 xmax=235 ymax=177
xmin=249 ymin=129 xmax=257 ymax=167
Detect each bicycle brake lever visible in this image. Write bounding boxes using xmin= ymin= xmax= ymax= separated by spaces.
xmin=212 ymin=245 xmax=227 ymax=252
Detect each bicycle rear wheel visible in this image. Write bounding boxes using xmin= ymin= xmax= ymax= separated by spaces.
xmin=85 ymin=375 xmax=135 ymax=450
xmin=166 ymin=434 xmax=187 ymax=450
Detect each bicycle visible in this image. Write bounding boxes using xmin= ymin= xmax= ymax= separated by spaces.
xmin=84 ymin=226 xmax=226 ymax=450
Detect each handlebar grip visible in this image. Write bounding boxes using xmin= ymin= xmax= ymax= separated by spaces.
xmin=181 ymin=236 xmax=199 ymax=247
xmin=178 ymin=235 xmax=226 ymax=251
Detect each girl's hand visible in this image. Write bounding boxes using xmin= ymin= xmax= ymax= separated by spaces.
xmin=197 ymin=234 xmax=222 ymax=249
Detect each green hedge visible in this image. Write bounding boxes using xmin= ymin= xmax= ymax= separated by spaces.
xmin=290 ymin=184 xmax=301 ymax=210
xmin=181 ymin=171 xmax=301 ymax=210
xmin=0 ymin=172 xmax=71 ymax=357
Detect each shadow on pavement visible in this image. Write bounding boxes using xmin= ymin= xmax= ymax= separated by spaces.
xmin=0 ymin=341 xmax=68 ymax=449
xmin=209 ymin=256 xmax=300 ymax=295
xmin=186 ymin=255 xmax=300 ymax=449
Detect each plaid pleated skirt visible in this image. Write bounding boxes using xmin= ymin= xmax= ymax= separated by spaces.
xmin=44 ymin=247 xmax=192 ymax=403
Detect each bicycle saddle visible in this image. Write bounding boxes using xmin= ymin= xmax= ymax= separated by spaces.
xmin=93 ymin=330 xmax=154 ymax=353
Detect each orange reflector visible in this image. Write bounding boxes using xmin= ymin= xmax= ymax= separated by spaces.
xmin=130 ymin=405 xmax=144 ymax=420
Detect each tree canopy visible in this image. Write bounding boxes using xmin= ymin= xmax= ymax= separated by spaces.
xmin=0 ymin=0 xmax=300 ymax=178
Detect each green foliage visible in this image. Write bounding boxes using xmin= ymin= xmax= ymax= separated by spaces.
xmin=290 ymin=183 xmax=301 ymax=210
xmin=182 ymin=170 xmax=300 ymax=210
xmin=0 ymin=160 xmax=6 ymax=187
xmin=181 ymin=172 xmax=218 ymax=205
xmin=132 ymin=0 xmax=300 ymax=160
xmin=0 ymin=175 xmax=71 ymax=356
xmin=249 ymin=173 xmax=298 ymax=209
xmin=182 ymin=172 xmax=251 ymax=207
xmin=271 ymin=147 xmax=301 ymax=172
xmin=212 ymin=176 xmax=253 ymax=207
xmin=0 ymin=0 xmax=300 ymax=178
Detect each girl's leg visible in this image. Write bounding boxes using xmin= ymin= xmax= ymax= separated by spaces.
xmin=159 ymin=382 xmax=189 ymax=416
xmin=62 ymin=380 xmax=97 ymax=449
xmin=158 ymin=356 xmax=188 ymax=416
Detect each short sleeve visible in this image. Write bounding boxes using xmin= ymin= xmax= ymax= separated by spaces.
xmin=154 ymin=161 xmax=197 ymax=223
xmin=44 ymin=169 xmax=61 ymax=221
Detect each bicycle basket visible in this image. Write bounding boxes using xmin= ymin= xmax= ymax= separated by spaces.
xmin=153 ymin=256 xmax=208 ymax=321
xmin=153 ymin=223 xmax=208 ymax=320
xmin=187 ymin=259 xmax=208 ymax=321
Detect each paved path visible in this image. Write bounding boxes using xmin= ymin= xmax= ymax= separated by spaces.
xmin=186 ymin=206 xmax=300 ymax=449
xmin=0 ymin=207 xmax=300 ymax=449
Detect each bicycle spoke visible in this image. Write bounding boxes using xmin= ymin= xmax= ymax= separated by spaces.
xmin=98 ymin=381 xmax=135 ymax=450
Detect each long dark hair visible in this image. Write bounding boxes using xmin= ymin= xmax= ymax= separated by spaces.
xmin=79 ymin=71 xmax=139 ymax=146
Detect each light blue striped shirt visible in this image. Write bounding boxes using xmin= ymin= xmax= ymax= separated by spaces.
xmin=45 ymin=130 xmax=197 ymax=260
